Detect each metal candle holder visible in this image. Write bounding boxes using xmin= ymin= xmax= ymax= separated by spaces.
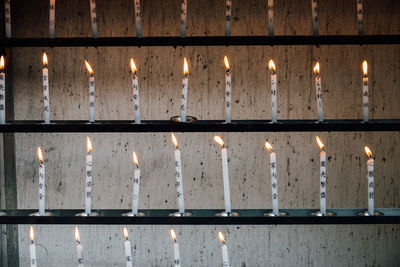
xmin=169 ymin=211 xmax=193 ymax=217
xmin=75 ymin=211 xmax=99 ymax=217
xmin=310 ymin=211 xmax=337 ymax=217
xmin=170 ymin=115 xmax=197 ymax=123
xmin=357 ymin=210 xmax=384 ymax=216
xmin=30 ymin=211 xmax=52 ymax=216
xmin=264 ymin=211 xmax=289 ymax=217
xmin=122 ymin=211 xmax=146 ymax=217
xmin=215 ymin=211 xmax=240 ymax=217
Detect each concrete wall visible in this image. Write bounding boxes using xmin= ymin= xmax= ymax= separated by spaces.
xmin=1 ymin=0 xmax=400 ymax=266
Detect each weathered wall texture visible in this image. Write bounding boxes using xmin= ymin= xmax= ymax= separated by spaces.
xmin=1 ymin=0 xmax=400 ymax=266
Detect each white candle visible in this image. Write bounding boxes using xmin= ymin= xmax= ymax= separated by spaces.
xmin=269 ymin=60 xmax=277 ymax=123
xmin=85 ymin=60 xmax=95 ymax=122
xmin=180 ymin=57 xmax=189 ymax=122
xmin=171 ymin=133 xmax=185 ymax=213
xmin=89 ymin=0 xmax=98 ymax=38
xmin=134 ymin=0 xmax=142 ymax=38
xmin=316 ymin=136 xmax=326 ymax=215
xmin=123 ymin=228 xmax=133 ymax=267
xmin=130 ymin=59 xmax=141 ymax=124
xmin=365 ymin=146 xmax=374 ymax=215
xmin=37 ymin=147 xmax=45 ymax=216
xmin=132 ymin=152 xmax=141 ymax=215
xmin=75 ymin=227 xmax=84 ymax=267
xmin=85 ymin=137 xmax=93 ymax=215
xmin=214 ymin=136 xmax=231 ymax=213
xmin=42 ymin=53 xmax=50 ymax=124
xmin=314 ymin=62 xmax=323 ymax=122
xmin=29 ymin=226 xmax=37 ymax=267
xmin=224 ymin=56 xmax=231 ymax=123
xmin=311 ymin=0 xmax=318 ymax=36
xmin=265 ymin=142 xmax=279 ymax=215
xmin=181 ymin=0 xmax=187 ymax=37
xmin=219 ymin=232 xmax=230 ymax=267
xmin=357 ymin=0 xmax=363 ymax=35
xmin=49 ymin=0 xmax=55 ymax=38
xmin=170 ymin=229 xmax=181 ymax=267
xmin=0 ymin=56 xmax=5 ymax=124
xmin=4 ymin=0 xmax=11 ymax=38
xmin=225 ymin=0 xmax=232 ymax=36
xmin=268 ymin=0 xmax=274 ymax=36
xmin=362 ymin=60 xmax=369 ymax=122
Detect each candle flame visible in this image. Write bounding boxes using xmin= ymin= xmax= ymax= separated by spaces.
xmin=214 ymin=136 xmax=224 ymax=147
xmin=364 ymin=146 xmax=372 ymax=157
xmin=183 ymin=57 xmax=189 ymax=75
xmin=130 ymin=58 xmax=137 ymax=73
xmin=123 ymin=227 xmax=129 ymax=239
xmin=43 ymin=52 xmax=48 ymax=65
xmin=224 ymin=56 xmax=230 ymax=71
xmin=171 ymin=133 xmax=178 ymax=147
xmin=170 ymin=229 xmax=177 ymax=241
xmin=85 ymin=60 xmax=94 ymax=74
xmin=218 ymin=232 xmax=225 ymax=243
xmin=37 ymin=147 xmax=44 ymax=163
xmin=265 ymin=141 xmax=273 ymax=151
xmin=313 ymin=62 xmax=320 ymax=75
xmin=87 ymin=137 xmax=92 ymax=153
xmin=0 ymin=56 xmax=4 ymax=70
xmin=362 ymin=60 xmax=368 ymax=76
xmin=133 ymin=151 xmax=139 ymax=166
xmin=315 ymin=136 xmax=325 ymax=150
xmin=75 ymin=226 xmax=80 ymax=242
xmin=29 ymin=226 xmax=34 ymax=242
xmin=268 ymin=59 xmax=276 ymax=72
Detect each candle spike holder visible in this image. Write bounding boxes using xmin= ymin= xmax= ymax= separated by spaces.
xmin=215 ymin=211 xmax=240 ymax=217
xmin=310 ymin=211 xmax=337 ymax=217
xmin=30 ymin=211 xmax=52 ymax=216
xmin=122 ymin=211 xmax=146 ymax=217
xmin=357 ymin=210 xmax=384 ymax=216
xmin=170 ymin=115 xmax=197 ymax=123
xmin=264 ymin=210 xmax=289 ymax=217
xmin=0 ymin=211 xmax=7 ymax=216
xmin=75 ymin=211 xmax=99 ymax=217
xmin=169 ymin=211 xmax=193 ymax=217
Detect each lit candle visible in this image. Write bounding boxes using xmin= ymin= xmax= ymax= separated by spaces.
xmin=214 ymin=136 xmax=231 ymax=213
xmin=37 ymin=147 xmax=46 ymax=216
xmin=29 ymin=226 xmax=37 ymax=267
xmin=218 ymin=232 xmax=230 ymax=267
xmin=89 ymin=0 xmax=98 ymax=38
xmin=181 ymin=0 xmax=187 ymax=37
xmin=42 ymin=52 xmax=50 ymax=124
xmin=265 ymin=141 xmax=279 ymax=216
xmin=225 ymin=0 xmax=232 ymax=36
xmin=130 ymin=59 xmax=141 ymax=124
xmin=132 ymin=151 xmax=141 ymax=215
xmin=0 ymin=56 xmax=5 ymax=124
xmin=364 ymin=146 xmax=375 ymax=215
xmin=123 ymin=227 xmax=133 ymax=267
xmin=49 ymin=0 xmax=55 ymax=38
xmin=75 ymin=227 xmax=84 ymax=267
xmin=171 ymin=133 xmax=185 ymax=214
xmin=180 ymin=57 xmax=189 ymax=122
xmin=170 ymin=229 xmax=181 ymax=267
xmin=134 ymin=0 xmax=142 ymax=38
xmin=85 ymin=137 xmax=93 ymax=215
xmin=269 ymin=59 xmax=277 ymax=123
xmin=224 ymin=56 xmax=231 ymax=123
xmin=316 ymin=136 xmax=327 ymax=215
xmin=313 ymin=62 xmax=323 ymax=122
xmin=362 ymin=60 xmax=369 ymax=122
xmin=85 ymin=60 xmax=95 ymax=123
xmin=357 ymin=0 xmax=363 ymax=35
xmin=4 ymin=0 xmax=11 ymax=38
xmin=268 ymin=0 xmax=274 ymax=36
xmin=311 ymin=0 xmax=318 ymax=36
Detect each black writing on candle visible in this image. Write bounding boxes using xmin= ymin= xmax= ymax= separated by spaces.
xmin=268 ymin=0 xmax=274 ymax=36
xmin=357 ymin=0 xmax=363 ymax=35
xmin=311 ymin=0 xmax=318 ymax=36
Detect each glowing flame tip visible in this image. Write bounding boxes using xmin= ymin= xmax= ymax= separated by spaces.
xmin=133 ymin=151 xmax=139 ymax=166
xmin=364 ymin=146 xmax=372 ymax=157
xmin=87 ymin=137 xmax=92 ymax=153
xmin=29 ymin=226 xmax=34 ymax=242
xmin=265 ymin=141 xmax=273 ymax=151
xmin=43 ymin=52 xmax=48 ymax=65
xmin=171 ymin=133 xmax=178 ymax=147
xmin=170 ymin=229 xmax=176 ymax=241
xmin=316 ymin=136 xmax=325 ymax=150
xmin=224 ymin=56 xmax=230 ymax=70
xmin=85 ymin=60 xmax=93 ymax=74
xmin=0 ymin=56 xmax=4 ymax=70
xmin=268 ymin=59 xmax=276 ymax=71
xmin=130 ymin=58 xmax=137 ymax=73
xmin=75 ymin=227 xmax=80 ymax=242
xmin=314 ymin=62 xmax=320 ymax=75
xmin=37 ymin=147 xmax=44 ymax=162
xmin=218 ymin=232 xmax=225 ymax=243
xmin=123 ymin=227 xmax=129 ymax=239
xmin=183 ymin=57 xmax=189 ymax=75
xmin=214 ymin=136 xmax=224 ymax=147
xmin=362 ymin=60 xmax=368 ymax=76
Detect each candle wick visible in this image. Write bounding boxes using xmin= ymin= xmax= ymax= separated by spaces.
xmin=184 ymin=73 xmax=188 ymax=78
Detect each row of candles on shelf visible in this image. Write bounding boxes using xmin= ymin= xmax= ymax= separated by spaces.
xmin=28 ymin=225 xmax=230 ymax=267
xmin=33 ymin=134 xmax=378 ymax=219
xmin=0 ymin=54 xmax=372 ymax=124
xmin=3 ymin=0 xmax=367 ymax=39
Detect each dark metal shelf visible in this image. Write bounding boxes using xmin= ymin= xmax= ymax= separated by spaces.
xmin=0 ymin=209 xmax=398 ymax=225
xmin=1 ymin=35 xmax=400 ymax=48
xmin=0 ymin=119 xmax=399 ymax=133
